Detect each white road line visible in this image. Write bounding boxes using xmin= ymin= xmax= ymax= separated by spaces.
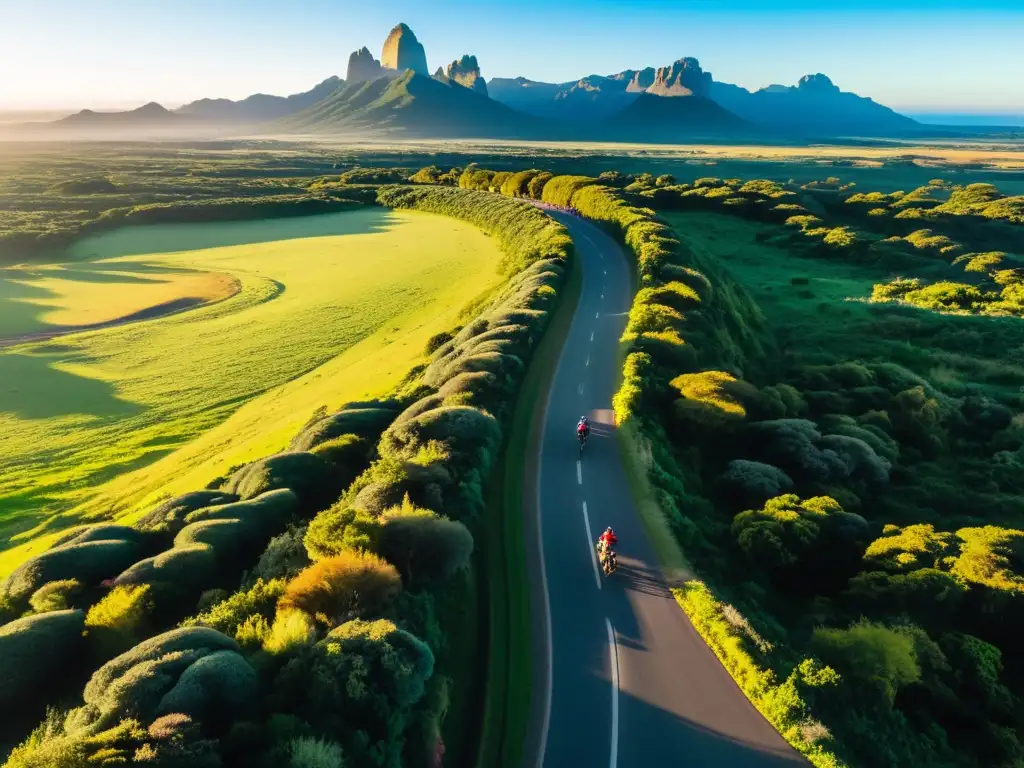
xmin=606 ymin=618 xmax=620 ymax=768
xmin=600 ymin=293 xmax=604 ymax=300
xmin=595 ymin=312 xmax=600 ymax=319
xmin=590 ymin=332 xmax=594 ymax=342
xmin=578 ymin=383 xmax=584 ymax=395
xmin=576 ymin=460 xmax=582 ymax=485
xmin=583 ymin=502 xmax=602 ymax=589
xmin=604 ymin=269 xmax=607 ymax=275
xmin=585 ymin=355 xmax=590 ymax=366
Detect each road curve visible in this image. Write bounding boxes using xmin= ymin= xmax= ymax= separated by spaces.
xmin=524 ymin=210 xmax=806 ymax=767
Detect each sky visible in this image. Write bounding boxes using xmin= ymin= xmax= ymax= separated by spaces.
xmin=1 ymin=0 xmax=1022 ymax=115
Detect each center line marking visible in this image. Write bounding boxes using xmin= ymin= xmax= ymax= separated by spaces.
xmin=576 ymin=460 xmax=582 ymax=485
xmin=607 ymin=618 xmax=620 ymax=768
xmin=585 ymin=355 xmax=590 ymax=366
xmin=590 ymin=332 xmax=594 ymax=342
xmin=583 ymin=501 xmax=601 ymax=589
xmin=578 ymin=383 xmax=583 ymax=395
xmin=595 ymin=312 xmax=599 ymax=319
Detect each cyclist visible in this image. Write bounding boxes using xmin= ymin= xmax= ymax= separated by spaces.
xmin=577 ymin=416 xmax=590 ymax=444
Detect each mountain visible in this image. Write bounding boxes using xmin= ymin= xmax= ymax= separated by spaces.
xmin=601 ymin=60 xmax=749 ymax=140
xmin=603 ymin=92 xmax=749 ymax=140
xmin=57 ymin=101 xmax=181 ymax=127
xmin=275 ymin=69 xmax=543 ymax=138
xmin=348 ymin=47 xmax=393 ymax=84
xmin=708 ymin=74 xmax=918 ymax=136
xmin=175 ymin=77 xmax=342 ymax=123
xmin=646 ymin=57 xmax=712 ymax=97
xmin=488 ymin=60 xmax=918 ymax=137
xmin=381 ymin=23 xmax=428 ymax=76
xmin=436 ymin=55 xmax=487 ymax=96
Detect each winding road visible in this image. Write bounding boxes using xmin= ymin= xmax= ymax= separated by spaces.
xmin=524 ymin=210 xmax=806 ymax=767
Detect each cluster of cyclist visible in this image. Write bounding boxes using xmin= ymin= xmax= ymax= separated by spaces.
xmin=576 ymin=416 xmax=618 ymax=576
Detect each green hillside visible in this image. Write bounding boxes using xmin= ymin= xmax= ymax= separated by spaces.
xmin=276 ymin=70 xmax=544 ymax=138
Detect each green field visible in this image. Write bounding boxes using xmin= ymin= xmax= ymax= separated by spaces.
xmin=0 ymin=208 xmax=504 ymax=575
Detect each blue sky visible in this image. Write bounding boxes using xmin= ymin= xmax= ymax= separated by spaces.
xmin=1 ymin=0 xmax=1021 ymax=113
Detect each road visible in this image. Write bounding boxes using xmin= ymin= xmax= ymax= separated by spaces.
xmin=524 ymin=209 xmax=806 ymax=767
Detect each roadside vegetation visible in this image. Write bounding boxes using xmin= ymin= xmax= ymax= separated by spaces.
xmin=559 ymin=170 xmax=1024 ymax=767
xmin=0 ymin=183 xmax=572 ymax=767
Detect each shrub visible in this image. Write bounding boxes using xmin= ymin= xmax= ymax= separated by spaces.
xmin=175 ymin=519 xmax=250 ymax=559
xmin=264 ymin=609 xmax=318 ymax=655
xmin=29 ymin=579 xmax=84 ymax=613
xmin=59 ymin=525 xmax=145 ymax=547
xmin=184 ymin=489 xmax=298 ymax=538
xmin=719 ymin=460 xmax=794 ymax=507
xmin=671 ymin=371 xmax=760 ymax=432
xmin=224 ymin=452 xmax=337 ymax=513
xmin=3 ymin=540 xmax=142 ymax=601
xmin=377 ymin=498 xmax=474 ymax=583
xmin=732 ymin=494 xmax=870 ymax=584
xmin=252 ymin=527 xmax=311 ymax=582
xmin=0 ymin=609 xmax=86 ymax=711
xmin=136 ymin=491 xmax=240 ymax=533
xmin=114 ymin=545 xmax=218 ymax=606
xmin=279 ymin=551 xmax=401 ymax=627
xmin=155 ymin=648 xmax=258 ymax=726
xmin=183 ymin=578 xmax=286 ymax=635
xmin=86 ymin=584 xmax=155 ymax=658
xmin=381 ymin=406 xmax=501 ymax=473
xmin=304 ymin=504 xmax=379 ymax=561
xmin=811 ymin=620 xmax=922 ymax=705
xmin=288 ymin=736 xmax=345 ymax=768
xmin=272 ymin=619 xmax=434 ymax=765
xmin=77 ymin=626 xmax=242 ymax=732
xmin=290 ymin=408 xmax=397 ymax=452
xmin=540 ymin=175 xmax=598 ymax=207
xmin=351 ymin=460 xmax=451 ymax=516
xmin=950 ymin=526 xmax=1024 ymax=593
xmin=863 ymin=524 xmax=958 ymax=572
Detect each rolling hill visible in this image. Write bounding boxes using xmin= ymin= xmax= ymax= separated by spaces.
xmin=175 ymin=76 xmax=343 ymax=123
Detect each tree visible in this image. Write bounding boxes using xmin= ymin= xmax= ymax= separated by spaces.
xmin=812 ymin=620 xmax=921 ymax=706
xmin=731 ymin=494 xmax=870 ymax=588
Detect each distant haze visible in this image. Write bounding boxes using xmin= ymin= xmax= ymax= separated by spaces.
xmin=1 ymin=0 xmax=1022 ymax=113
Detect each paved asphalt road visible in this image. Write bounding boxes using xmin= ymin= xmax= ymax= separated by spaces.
xmin=525 ymin=209 xmax=806 ymax=767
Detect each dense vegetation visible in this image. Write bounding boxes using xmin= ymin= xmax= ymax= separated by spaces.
xmin=561 ymin=172 xmax=1024 ymax=767
xmin=431 ymin=162 xmax=1024 ymax=766
xmin=3 ymin=140 xmax=1023 ymax=767
xmin=0 ymin=185 xmax=572 ymax=767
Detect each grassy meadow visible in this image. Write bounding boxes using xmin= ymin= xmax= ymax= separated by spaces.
xmin=0 ymin=209 xmax=504 ymax=575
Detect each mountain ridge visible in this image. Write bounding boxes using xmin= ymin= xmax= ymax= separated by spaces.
xmin=20 ymin=22 xmax=925 ymax=141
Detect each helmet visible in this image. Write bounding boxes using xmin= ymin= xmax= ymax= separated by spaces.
xmin=606 ymin=527 xmax=613 ymax=533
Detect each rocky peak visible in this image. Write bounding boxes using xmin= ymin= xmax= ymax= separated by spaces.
xmin=646 ymin=57 xmax=711 ymax=97
xmin=626 ymin=67 xmax=656 ymax=93
xmin=381 ymin=23 xmax=429 ymax=76
xmin=347 ymin=47 xmax=384 ymax=83
xmin=442 ymin=55 xmax=487 ymax=96
xmin=797 ymin=73 xmax=840 ymax=94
